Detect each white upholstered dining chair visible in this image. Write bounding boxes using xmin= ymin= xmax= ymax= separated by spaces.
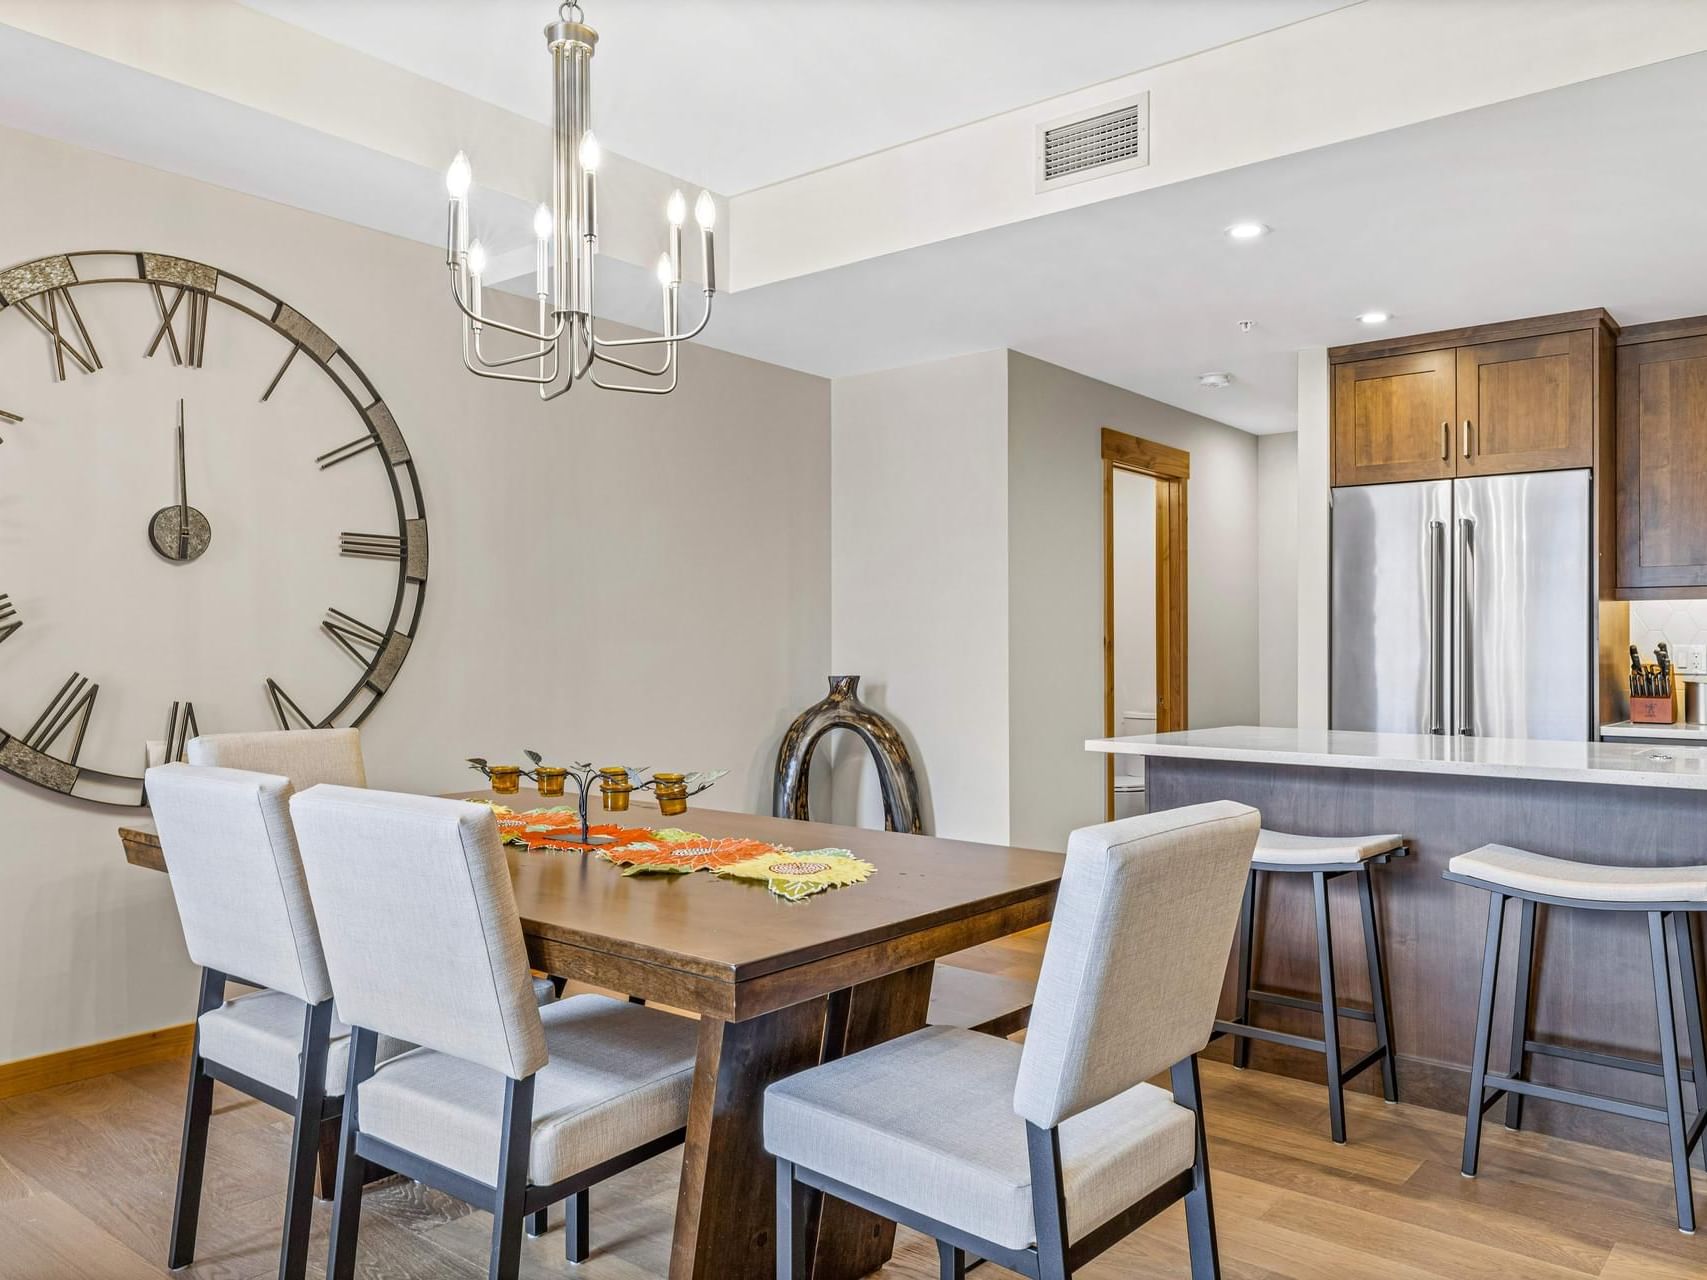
xmin=147 ymin=763 xmax=356 ymax=1280
xmin=765 ymin=800 xmax=1260 ymax=1280
xmin=289 ymin=785 xmax=699 ymax=1280
xmin=184 ymin=727 xmax=369 ymax=787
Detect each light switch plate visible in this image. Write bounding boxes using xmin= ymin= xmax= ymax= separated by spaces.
xmin=1674 ymin=643 xmax=1707 ymax=675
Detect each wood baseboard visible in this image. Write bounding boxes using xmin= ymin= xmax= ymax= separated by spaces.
xmin=0 ymin=1023 xmax=193 ymax=1101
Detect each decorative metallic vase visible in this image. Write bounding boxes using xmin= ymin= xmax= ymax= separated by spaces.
xmin=773 ymin=676 xmax=922 ymax=834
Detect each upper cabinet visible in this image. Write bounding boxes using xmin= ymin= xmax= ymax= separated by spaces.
xmin=1616 ymin=318 xmax=1707 ymax=597
xmin=1331 ymin=311 xmax=1612 ymax=488
xmin=1456 ymin=330 xmax=1595 ymax=476
xmin=1332 ymin=350 xmax=1455 ymax=487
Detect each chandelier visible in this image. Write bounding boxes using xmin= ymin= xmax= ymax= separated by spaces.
xmin=444 ymin=1 xmax=716 ymax=398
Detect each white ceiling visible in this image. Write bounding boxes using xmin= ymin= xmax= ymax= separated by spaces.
xmin=6 ymin=6 xmax=1704 ymax=435
xmin=238 ymin=0 xmax=1354 ymax=193
xmin=700 ymin=50 xmax=1707 ymax=432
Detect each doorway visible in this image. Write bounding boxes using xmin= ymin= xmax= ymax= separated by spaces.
xmin=1102 ymin=427 xmax=1189 ymax=820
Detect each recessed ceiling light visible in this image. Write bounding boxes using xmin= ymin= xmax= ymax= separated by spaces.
xmin=1236 ymin=320 xmax=1256 ymax=333
xmin=1198 ymin=372 xmax=1234 ymax=389
xmin=1225 ymin=221 xmax=1269 ymax=241
xmin=1356 ymin=311 xmax=1392 ymax=325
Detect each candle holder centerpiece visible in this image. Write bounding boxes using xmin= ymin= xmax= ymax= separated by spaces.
xmin=467 ymin=751 xmax=727 ymax=847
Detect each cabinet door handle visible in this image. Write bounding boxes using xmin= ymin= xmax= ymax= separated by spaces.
xmin=1461 ymin=419 xmax=1473 ymax=459
xmin=1440 ymin=421 xmax=1449 ymax=461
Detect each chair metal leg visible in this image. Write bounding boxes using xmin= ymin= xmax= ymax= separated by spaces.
xmin=167 ymin=967 xmax=223 ymax=1270
xmin=1673 ymin=912 xmax=1707 ymax=1173
xmin=1462 ymin=893 xmax=1507 ymax=1178
xmin=278 ymin=999 xmax=334 ymax=1280
xmin=776 ymin=1159 xmax=808 ymax=1280
xmin=1312 ymin=872 xmax=1347 ymax=1144
xmin=489 ymin=1075 xmax=535 ymax=1280
xmin=1232 ymin=871 xmax=1256 ymax=1070
xmin=1025 ymin=1123 xmax=1071 ymax=1280
xmin=327 ymin=1028 xmax=379 ymax=1280
xmin=526 ymin=1208 xmax=547 ymax=1238
xmin=937 ymin=1239 xmax=968 ymax=1280
xmin=565 ymin=1189 xmax=590 ymax=1264
xmin=1503 ymin=899 xmax=1538 ymax=1132
xmin=1356 ymin=867 xmax=1399 ymax=1103
xmin=1172 ymin=1057 xmax=1222 ymax=1279
xmin=1648 ymin=912 xmax=1697 ymax=1234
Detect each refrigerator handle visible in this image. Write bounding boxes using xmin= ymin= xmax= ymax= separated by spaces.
xmin=1427 ymin=519 xmax=1445 ymax=733
xmin=1457 ymin=516 xmax=1474 ymax=736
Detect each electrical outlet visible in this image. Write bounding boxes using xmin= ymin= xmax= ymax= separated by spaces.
xmin=1674 ymin=643 xmax=1707 ymax=675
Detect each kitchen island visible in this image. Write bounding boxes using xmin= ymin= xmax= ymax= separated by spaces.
xmin=1087 ymin=726 xmax=1707 ymax=1155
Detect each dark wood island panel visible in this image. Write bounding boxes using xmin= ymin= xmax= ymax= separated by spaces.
xmin=1148 ymin=755 xmax=1707 ymax=1157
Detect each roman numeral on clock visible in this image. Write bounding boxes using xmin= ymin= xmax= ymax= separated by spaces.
xmin=162 ymin=701 xmax=199 ymax=764
xmin=316 ymin=434 xmax=379 ymax=470
xmin=0 ymin=595 xmax=18 ymax=646
xmin=15 ymin=288 xmax=102 ymax=381
xmin=145 ymin=284 xmax=209 ymax=369
xmin=339 ymin=532 xmax=402 ymax=561
xmin=264 ymin=678 xmax=322 ymax=731
xmin=321 ymin=607 xmax=387 ymax=663
xmin=23 ymin=672 xmax=99 ymax=764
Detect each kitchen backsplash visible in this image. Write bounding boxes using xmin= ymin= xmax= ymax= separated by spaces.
xmin=1630 ymin=601 xmax=1707 ymax=656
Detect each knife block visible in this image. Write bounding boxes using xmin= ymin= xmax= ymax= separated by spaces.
xmin=1630 ymin=695 xmax=1676 ymax=724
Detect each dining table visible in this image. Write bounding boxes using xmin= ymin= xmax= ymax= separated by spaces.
xmin=118 ymin=789 xmax=1063 ymax=1280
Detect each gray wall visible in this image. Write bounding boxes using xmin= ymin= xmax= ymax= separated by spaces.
xmin=1258 ymin=432 xmax=1300 ymax=727
xmin=0 ymin=124 xmax=830 ymax=1063
xmin=1006 ymin=352 xmax=1260 ymax=851
xmin=828 ymin=352 xmax=1011 ymax=843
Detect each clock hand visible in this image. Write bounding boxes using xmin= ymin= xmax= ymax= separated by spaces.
xmin=176 ymin=399 xmax=188 ymax=559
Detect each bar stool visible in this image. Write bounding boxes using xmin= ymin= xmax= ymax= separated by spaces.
xmin=1449 ymin=844 xmax=1707 ymax=1234
xmin=1213 ymin=829 xmax=1405 ymax=1144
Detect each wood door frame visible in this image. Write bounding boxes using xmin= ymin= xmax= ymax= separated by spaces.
xmin=1101 ymin=427 xmax=1189 ymax=820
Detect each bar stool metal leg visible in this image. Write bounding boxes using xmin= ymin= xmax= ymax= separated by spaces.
xmin=1232 ymin=872 xmax=1256 ymax=1070
xmin=1648 ymin=911 xmax=1697 ymax=1234
xmin=1503 ymin=899 xmax=1538 ymax=1132
xmin=1356 ymin=867 xmax=1399 ymax=1103
xmin=1312 ymin=871 xmax=1347 ymax=1145
xmin=1673 ymin=913 xmax=1707 ymax=1173
xmin=1462 ymin=892 xmax=1507 ymax=1178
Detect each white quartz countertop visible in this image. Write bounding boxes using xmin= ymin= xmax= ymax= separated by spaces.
xmin=1085 ymin=726 xmax=1707 ymax=791
xmin=1601 ymin=720 xmax=1707 ymax=742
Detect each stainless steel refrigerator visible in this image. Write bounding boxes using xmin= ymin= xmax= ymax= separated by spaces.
xmin=1331 ymin=470 xmax=1593 ymax=740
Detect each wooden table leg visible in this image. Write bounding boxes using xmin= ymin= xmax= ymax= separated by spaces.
xmin=808 ymin=962 xmax=935 ymax=1280
xmin=669 ymin=998 xmax=829 ymax=1280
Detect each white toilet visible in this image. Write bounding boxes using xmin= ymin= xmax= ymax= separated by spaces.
xmin=1113 ymin=710 xmax=1157 ymax=818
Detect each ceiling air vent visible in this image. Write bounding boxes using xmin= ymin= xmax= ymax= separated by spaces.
xmin=1034 ymin=91 xmax=1149 ymax=192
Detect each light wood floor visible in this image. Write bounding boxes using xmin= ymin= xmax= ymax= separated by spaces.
xmin=1 ymin=953 xmax=1703 ymax=1278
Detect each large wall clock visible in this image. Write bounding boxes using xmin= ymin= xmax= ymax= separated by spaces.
xmin=0 ymin=250 xmax=428 ymax=806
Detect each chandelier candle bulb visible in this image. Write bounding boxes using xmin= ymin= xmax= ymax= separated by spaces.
xmin=445 ymin=150 xmax=471 ymax=199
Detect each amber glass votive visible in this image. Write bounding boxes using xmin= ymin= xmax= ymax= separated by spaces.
xmin=534 ymin=766 xmax=567 ymax=798
xmin=599 ymin=766 xmax=631 ymax=812
xmin=488 ymin=764 xmax=523 ymax=795
xmin=654 ymin=771 xmax=688 ymax=817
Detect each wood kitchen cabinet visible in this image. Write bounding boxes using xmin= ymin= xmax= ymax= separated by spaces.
xmin=1331 ymin=350 xmax=1456 ymax=486
xmin=1616 ymin=317 xmax=1707 ymax=597
xmin=1456 ymin=329 xmax=1595 ymax=475
xmin=1330 ymin=310 xmax=1611 ymax=487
